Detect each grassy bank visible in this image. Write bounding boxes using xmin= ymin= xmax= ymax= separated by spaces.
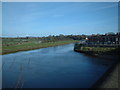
xmin=80 ymin=47 xmax=117 ymax=53
xmin=2 ymin=40 xmax=78 ymax=55
xmin=74 ymin=45 xmax=120 ymax=55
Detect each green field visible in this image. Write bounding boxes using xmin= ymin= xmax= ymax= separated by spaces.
xmin=2 ymin=38 xmax=78 ymax=55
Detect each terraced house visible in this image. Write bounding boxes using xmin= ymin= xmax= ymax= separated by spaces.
xmin=87 ymin=32 xmax=120 ymax=45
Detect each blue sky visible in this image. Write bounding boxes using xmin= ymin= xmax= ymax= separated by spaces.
xmin=2 ymin=2 xmax=118 ymax=37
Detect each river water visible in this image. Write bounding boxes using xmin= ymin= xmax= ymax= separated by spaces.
xmin=2 ymin=44 xmax=114 ymax=88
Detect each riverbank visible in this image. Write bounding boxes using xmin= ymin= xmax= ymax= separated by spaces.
xmin=74 ymin=43 xmax=119 ymax=88
xmin=74 ymin=43 xmax=120 ymax=58
xmin=2 ymin=40 xmax=78 ymax=55
xmin=92 ymin=60 xmax=119 ymax=88
xmin=99 ymin=62 xmax=119 ymax=88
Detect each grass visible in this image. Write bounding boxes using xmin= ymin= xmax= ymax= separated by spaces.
xmin=78 ymin=46 xmax=119 ymax=55
xmin=81 ymin=47 xmax=116 ymax=52
xmin=2 ymin=40 xmax=78 ymax=55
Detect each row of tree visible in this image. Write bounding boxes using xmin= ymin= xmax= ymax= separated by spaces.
xmin=26 ymin=34 xmax=87 ymax=42
xmin=2 ymin=34 xmax=87 ymax=43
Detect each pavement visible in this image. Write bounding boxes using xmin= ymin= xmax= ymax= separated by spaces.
xmin=99 ymin=63 xmax=119 ymax=88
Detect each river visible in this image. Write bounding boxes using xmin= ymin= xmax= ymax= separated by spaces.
xmin=2 ymin=44 xmax=115 ymax=88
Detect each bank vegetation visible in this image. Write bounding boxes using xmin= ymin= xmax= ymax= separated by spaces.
xmin=2 ymin=35 xmax=84 ymax=55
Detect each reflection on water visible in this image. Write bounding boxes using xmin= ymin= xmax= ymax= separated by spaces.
xmin=2 ymin=44 xmax=114 ymax=88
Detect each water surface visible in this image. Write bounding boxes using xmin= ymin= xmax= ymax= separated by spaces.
xmin=2 ymin=44 xmax=114 ymax=88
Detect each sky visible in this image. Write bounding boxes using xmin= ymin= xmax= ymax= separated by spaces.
xmin=2 ymin=2 xmax=118 ymax=37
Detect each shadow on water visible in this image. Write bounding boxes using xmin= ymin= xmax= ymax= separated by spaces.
xmin=74 ymin=50 xmax=119 ymax=88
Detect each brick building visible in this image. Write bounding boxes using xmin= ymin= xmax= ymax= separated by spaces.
xmin=86 ymin=32 xmax=120 ymax=45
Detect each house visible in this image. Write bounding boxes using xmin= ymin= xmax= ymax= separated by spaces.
xmin=86 ymin=32 xmax=120 ymax=45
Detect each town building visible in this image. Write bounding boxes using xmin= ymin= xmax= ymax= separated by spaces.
xmin=86 ymin=32 xmax=120 ymax=45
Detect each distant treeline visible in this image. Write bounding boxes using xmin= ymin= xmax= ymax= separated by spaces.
xmin=2 ymin=34 xmax=86 ymax=42
xmin=2 ymin=34 xmax=86 ymax=46
xmin=37 ymin=34 xmax=86 ymax=42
